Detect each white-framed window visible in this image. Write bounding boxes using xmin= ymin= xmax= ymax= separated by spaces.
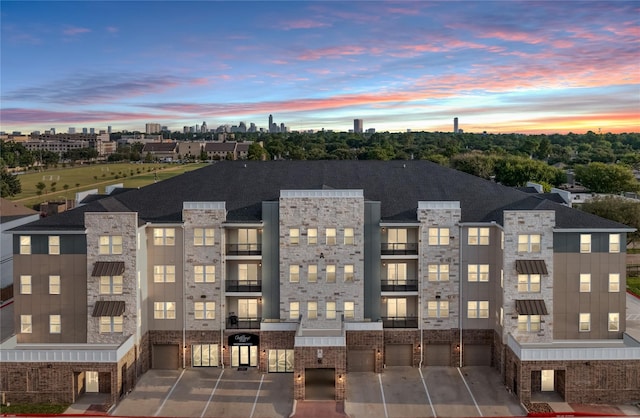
xmin=609 ymin=234 xmax=620 ymax=253
xmin=468 ymin=264 xmax=489 ymax=282
xmin=388 ymin=263 xmax=407 ymax=284
xmin=194 ymin=265 xmax=215 ymax=283
xmin=308 ymin=265 xmax=317 ymax=283
xmin=19 ymin=235 xmax=31 ymax=254
xmin=99 ymin=316 xmax=123 ymax=333
xmin=609 ymin=273 xmax=620 ymax=292
xmin=154 ymin=302 xmax=176 ymax=319
xmin=153 ymin=228 xmax=175 ymax=246
xmin=344 ymin=301 xmax=355 ymax=319
xmin=608 ymin=313 xmax=620 ymax=331
xmin=194 ymin=228 xmax=215 ymax=246
xmin=48 ymin=236 xmax=60 ymax=255
xmin=518 ymin=315 xmax=541 ymax=332
xmin=427 ymin=300 xmax=449 ymax=318
xmin=20 ymin=275 xmax=32 ymax=294
xmin=518 ymin=274 xmax=541 ymax=292
xmin=428 ymin=228 xmax=449 ymax=246
xmin=154 ymin=265 xmax=176 ymax=283
xmin=518 ymin=234 xmax=541 ymax=253
xmin=326 ymin=228 xmax=336 ymax=245
xmin=326 ymin=265 xmax=336 ymax=283
xmin=427 ymin=264 xmax=449 ymax=282
xmin=467 ymin=301 xmax=489 ymax=319
xmin=20 ymin=315 xmax=32 ymax=333
xmin=99 ymin=235 xmax=122 ymax=255
xmin=307 ymin=228 xmax=317 ymax=245
xmin=100 ymin=275 xmax=123 ymax=294
xmin=580 ymin=234 xmax=591 ymax=253
xmin=49 ymin=275 xmax=61 ymax=295
xmin=238 ymin=299 xmax=258 ymax=319
xmin=289 ymin=301 xmax=299 ymax=320
xmin=49 ymin=314 xmax=61 ymax=334
xmin=344 ymin=265 xmax=354 ymax=282
xmin=326 ymin=301 xmax=336 ymax=320
xmin=468 ymin=227 xmax=489 ymax=245
xmin=579 ymin=313 xmax=590 ymax=331
xmin=579 ymin=274 xmax=591 ymax=292
xmin=194 ymin=301 xmax=216 ymax=320
xmin=289 ymin=265 xmax=300 ymax=283
xmin=387 ymin=298 xmax=407 ymax=318
xmin=307 ymin=301 xmax=317 ymax=319
xmin=344 ymin=228 xmax=354 ymax=245
xmin=289 ymin=228 xmax=299 ymax=245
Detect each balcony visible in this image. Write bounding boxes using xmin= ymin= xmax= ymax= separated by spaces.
xmin=225 ymin=280 xmax=262 ymax=292
xmin=381 ymin=279 xmax=418 ymax=292
xmin=227 ymin=316 xmax=261 ymax=329
xmin=225 ymin=243 xmax=261 ymax=256
xmin=382 ymin=316 xmax=418 ymax=328
xmin=381 ymin=243 xmax=418 ymax=255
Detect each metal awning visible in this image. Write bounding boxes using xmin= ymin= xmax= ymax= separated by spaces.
xmin=91 ymin=261 xmax=125 ymax=277
xmin=515 ymin=299 xmax=548 ymax=316
xmin=515 ymin=260 xmax=548 ymax=275
xmin=92 ymin=301 xmax=125 ymax=317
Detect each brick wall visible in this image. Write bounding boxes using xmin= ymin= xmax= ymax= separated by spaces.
xmin=294 ymin=346 xmax=347 ymax=401
xmin=347 ymin=330 xmax=384 ymax=372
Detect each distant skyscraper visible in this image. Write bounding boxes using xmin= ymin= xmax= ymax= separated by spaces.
xmin=201 ymin=121 xmax=207 ymax=133
xmin=280 ymin=122 xmax=285 ymax=133
xmin=454 ymin=117 xmax=459 ymax=133
xmin=269 ymin=114 xmax=276 ymax=133
xmin=354 ymin=119 xmax=363 ymax=133
xmin=146 ymin=123 xmax=161 ymax=134
xmin=50 ymin=128 xmax=56 ymax=134
xmin=107 ymin=126 xmax=112 ymax=134
xmin=68 ymin=127 xmax=76 ymax=134
xmin=89 ymin=128 xmax=95 ymax=134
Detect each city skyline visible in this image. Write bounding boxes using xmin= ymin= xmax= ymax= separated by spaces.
xmin=1 ymin=1 xmax=638 ymax=134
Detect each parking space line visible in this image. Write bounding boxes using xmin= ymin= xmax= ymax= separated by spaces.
xmin=200 ymin=369 xmax=225 ymax=418
xmin=154 ymin=369 xmax=186 ymax=417
xmin=378 ymin=373 xmax=389 ymax=418
xmin=249 ymin=373 xmax=264 ymax=418
xmin=418 ymin=368 xmax=437 ymax=418
xmin=457 ymin=368 xmax=483 ymax=417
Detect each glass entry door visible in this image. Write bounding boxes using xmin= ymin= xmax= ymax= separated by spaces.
xmin=231 ymin=345 xmax=258 ymax=367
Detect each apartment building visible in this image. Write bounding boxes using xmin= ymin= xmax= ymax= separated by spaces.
xmin=2 ymin=160 xmax=638 ymax=407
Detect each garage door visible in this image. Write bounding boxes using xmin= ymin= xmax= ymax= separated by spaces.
xmin=385 ymin=344 xmax=412 ymax=367
xmin=463 ymin=344 xmax=491 ymax=366
xmin=152 ymin=344 xmax=179 ymax=369
xmin=347 ymin=350 xmax=375 ymax=372
xmin=426 ymin=344 xmax=450 ymax=366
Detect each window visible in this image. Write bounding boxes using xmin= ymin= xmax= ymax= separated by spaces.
xmin=500 ymin=269 xmax=504 ymax=288
xmin=49 ymin=275 xmax=61 ymax=295
xmin=48 ymin=236 xmax=60 ymax=255
xmin=580 ymin=234 xmax=591 ymax=253
xmin=153 ymin=228 xmax=175 ymax=246
xmin=195 ymin=302 xmax=216 ymax=320
xmin=239 ymin=264 xmax=258 ymax=284
xmin=427 ymin=264 xmax=449 ymax=282
xmin=518 ymin=274 xmax=541 ymax=292
xmin=154 ymin=265 xmax=176 ymax=283
xmin=499 ymin=307 xmax=504 ymax=326
xmin=100 ymin=316 xmax=123 ymax=333
xmin=154 ymin=302 xmax=176 ymax=319
xmin=344 ymin=301 xmax=355 ymax=319
xmin=428 ymin=228 xmax=449 ymax=246
xmin=468 ymin=264 xmax=489 ymax=282
xmin=307 ymin=301 xmax=318 ymax=319
xmin=518 ymin=315 xmax=541 ymax=332
xmin=579 ymin=313 xmax=590 ymax=331
xmin=427 ymin=301 xmax=449 ymax=318
xmin=238 ymin=299 xmax=258 ymax=319
xmin=193 ymin=344 xmax=219 ymax=367
xmin=20 ymin=315 xmax=32 ymax=333
xmin=467 ymin=301 xmax=489 ymax=319
xmin=307 ymin=228 xmax=317 ymax=245
xmin=268 ymin=349 xmax=294 ymax=373
xmin=501 ymin=231 xmax=504 ymax=250
xmin=344 ymin=228 xmax=354 ymax=245
xmin=20 ymin=275 xmax=31 ymax=294
xmin=326 ymin=265 xmax=336 ymax=283
xmin=388 ymin=263 xmax=407 ymax=284
xmin=194 ymin=265 xmax=215 ymax=283
xmin=289 ymin=302 xmax=299 ymax=320
xmin=468 ymin=227 xmax=489 ymax=245
xmin=99 ymin=235 xmax=122 ymax=255
xmin=326 ymin=301 xmax=336 ymax=320
xmin=579 ymin=274 xmax=591 ymax=292
xmin=326 ymin=228 xmax=336 ymax=245
xmin=19 ymin=236 xmax=31 ymax=254
xmin=194 ymin=228 xmax=215 ymax=246
xmin=237 ymin=228 xmax=259 ymax=251
xmin=289 ymin=228 xmax=299 ymax=245
xmin=100 ymin=276 xmax=123 ymax=294
xmin=609 ymin=273 xmax=620 ymax=292
xmin=344 ymin=265 xmax=354 ymax=282
xmin=608 ymin=313 xmax=620 ymax=331
xmin=49 ymin=314 xmax=61 ymax=334
xmin=308 ymin=265 xmax=317 ymax=283
xmin=517 ymin=234 xmax=541 ymax=253
xmin=387 ymin=298 xmax=407 ymax=318
xmin=289 ymin=265 xmax=300 ymax=283
xmin=609 ymin=234 xmax=620 ymax=253
xmin=388 ymin=228 xmax=407 ymax=249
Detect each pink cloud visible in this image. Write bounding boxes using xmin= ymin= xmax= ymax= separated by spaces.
xmin=63 ymin=26 xmax=91 ymax=36
xmin=281 ymin=19 xmax=331 ymax=30
xmin=297 ymin=45 xmax=367 ymax=61
xmin=0 ymin=108 xmax=160 ymax=124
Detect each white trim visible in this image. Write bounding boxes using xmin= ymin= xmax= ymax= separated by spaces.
xmin=1 ymin=335 xmax=135 ymax=363
xmin=7 ymin=229 xmax=87 ymax=235
xmin=380 ymin=222 xmax=420 ymax=227
xmin=418 ymin=201 xmax=460 ymax=210
xmin=183 ymin=201 xmax=226 ymax=210
xmin=553 ymin=228 xmax=635 ymax=233
xmin=280 ymin=189 xmax=363 ymax=198
xmin=222 ymin=222 xmax=264 ymax=228
xmin=507 ymin=333 xmax=640 ymax=361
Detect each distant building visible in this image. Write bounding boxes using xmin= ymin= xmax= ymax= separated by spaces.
xmin=201 ymin=121 xmax=207 ymax=133
xmin=146 ymin=123 xmax=161 ymax=134
xmin=68 ymin=127 xmax=76 ymax=134
xmin=454 ymin=117 xmax=459 ymax=133
xmin=354 ymin=119 xmax=363 ymax=133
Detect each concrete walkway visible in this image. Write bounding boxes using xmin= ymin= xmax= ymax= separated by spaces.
xmin=291 ymin=401 xmax=348 ymax=418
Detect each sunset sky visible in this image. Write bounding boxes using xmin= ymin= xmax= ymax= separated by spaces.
xmin=1 ymin=1 xmax=639 ymax=134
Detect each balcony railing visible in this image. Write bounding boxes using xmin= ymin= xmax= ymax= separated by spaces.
xmin=381 ymin=279 xmax=418 ymax=291
xmin=227 ymin=316 xmax=261 ymax=329
xmin=225 ymin=243 xmax=262 ymax=255
xmin=381 ymin=243 xmax=418 ymax=255
xmin=225 ymin=280 xmax=262 ymax=292
xmin=381 ymin=316 xmax=418 ymax=328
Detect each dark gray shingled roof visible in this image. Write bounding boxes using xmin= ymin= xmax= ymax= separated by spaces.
xmin=11 ymin=160 xmax=633 ymax=231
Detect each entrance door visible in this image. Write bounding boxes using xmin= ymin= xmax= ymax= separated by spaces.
xmin=541 ymin=370 xmax=554 ymax=391
xmin=231 ymin=345 xmax=258 ymax=367
xmin=86 ymin=371 xmax=99 ymax=393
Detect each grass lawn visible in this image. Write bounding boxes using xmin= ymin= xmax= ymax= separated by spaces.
xmin=0 ymin=403 xmax=69 ymax=414
xmin=628 ymin=277 xmax=640 ymax=296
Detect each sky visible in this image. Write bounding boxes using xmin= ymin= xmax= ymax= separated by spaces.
xmin=1 ymin=1 xmax=639 ymax=135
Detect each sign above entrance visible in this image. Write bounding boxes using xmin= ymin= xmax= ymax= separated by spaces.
xmin=228 ymin=333 xmax=259 ymax=346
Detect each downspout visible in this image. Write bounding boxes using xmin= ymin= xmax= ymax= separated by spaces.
xmin=220 ymin=226 xmax=225 ymax=369
xmin=419 ymin=232 xmax=424 ymax=368
xmin=458 ymin=223 xmax=463 ymax=367
xmin=182 ymin=225 xmax=187 ymax=369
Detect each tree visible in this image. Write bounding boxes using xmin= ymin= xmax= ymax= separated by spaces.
xmin=575 ymin=162 xmax=640 ymax=194
xmin=450 ymin=153 xmax=495 ymax=179
xmin=580 ymin=196 xmax=640 ymax=244
xmin=35 ymin=181 xmax=46 ymax=195
xmin=247 ymin=142 xmax=268 ymax=161
xmin=1 ymin=170 xmax=22 ymax=197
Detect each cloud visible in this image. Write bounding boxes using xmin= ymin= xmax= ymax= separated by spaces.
xmin=0 ymin=108 xmax=160 ymax=124
xmin=280 ymin=19 xmax=331 ymax=30
xmin=63 ymin=26 xmax=91 ymax=36
xmin=106 ymin=26 xmax=119 ymax=33
xmin=297 ymin=45 xmax=368 ymax=61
